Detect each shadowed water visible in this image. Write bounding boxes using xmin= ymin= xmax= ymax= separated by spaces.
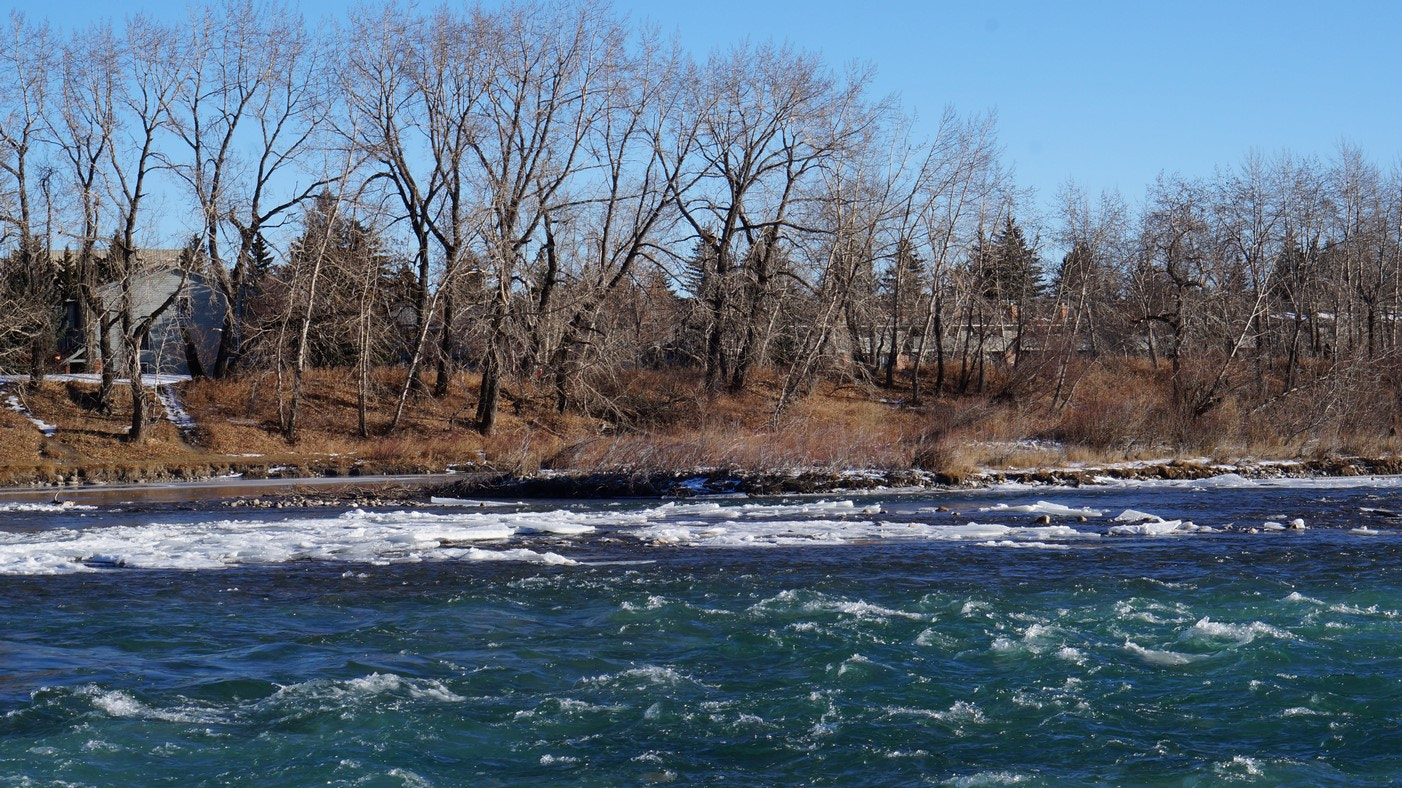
xmin=2 ymin=479 xmax=1401 ymax=784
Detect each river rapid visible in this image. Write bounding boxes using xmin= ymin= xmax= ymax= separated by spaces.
xmin=3 ymin=475 xmax=1402 ymax=784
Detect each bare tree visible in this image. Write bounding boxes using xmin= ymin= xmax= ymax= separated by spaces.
xmin=543 ymin=29 xmax=700 ymax=413
xmin=674 ymin=42 xmax=872 ymax=392
xmin=104 ymin=15 xmax=185 ymax=442
xmin=461 ymin=1 xmax=619 ymax=435
xmin=169 ymin=0 xmax=330 ymax=379
xmin=0 ymin=12 xmax=56 ymax=387
xmin=907 ymin=110 xmax=1000 ymax=402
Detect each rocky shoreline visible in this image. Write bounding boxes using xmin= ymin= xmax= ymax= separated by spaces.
xmin=430 ymin=455 xmax=1402 ymax=500
xmin=6 ymin=455 xmax=1401 ymax=509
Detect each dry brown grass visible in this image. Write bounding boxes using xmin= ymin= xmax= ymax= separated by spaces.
xmin=2 ymin=355 xmax=1401 ymax=486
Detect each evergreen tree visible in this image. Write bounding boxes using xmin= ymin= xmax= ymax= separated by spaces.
xmin=984 ymin=215 xmax=1042 ymax=304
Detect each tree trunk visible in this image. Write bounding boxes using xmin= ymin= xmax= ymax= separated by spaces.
xmin=433 ymin=291 xmax=455 ymax=398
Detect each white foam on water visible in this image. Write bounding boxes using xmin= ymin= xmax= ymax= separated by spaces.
xmin=385 ymin=769 xmax=433 ymax=788
xmin=836 ymin=653 xmax=891 ymax=677
xmin=885 ymin=700 xmax=986 ymax=725
xmin=1123 ymin=640 xmax=1207 ymax=666
xmin=1326 ymin=602 xmax=1399 ymax=618
xmin=268 ymin=673 xmax=466 ymax=709
xmin=749 ymin=589 xmax=928 ymax=622
xmin=578 ymin=665 xmax=700 ymax=689
xmin=992 ymin=622 xmax=1070 ymax=657
xmin=514 ymin=698 xmax=625 ymax=720
xmin=77 ymin=685 xmax=227 ymax=724
xmin=943 ymin=771 xmax=1033 ymax=786
xmin=1283 ymin=591 xmax=1325 ymax=606
xmin=1113 ymin=599 xmax=1194 ymax=625
xmin=1181 ymin=617 xmax=1294 ymax=646
xmin=1214 ymin=755 xmax=1266 ymax=779
xmin=620 ymin=595 xmax=668 ymax=612
xmin=976 ymin=501 xmax=1103 ymax=518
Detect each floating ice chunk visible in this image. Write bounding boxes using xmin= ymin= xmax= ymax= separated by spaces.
xmin=978 ymin=501 xmax=1103 ymax=518
xmin=0 ymin=501 xmax=97 ymax=513
xmin=1289 ymin=518 xmax=1306 ymax=529
xmin=979 ymin=540 xmax=1072 ymax=550
xmin=940 ymin=523 xmax=1014 ymax=539
xmin=1262 ymin=522 xmax=1286 ymax=531
xmin=516 ymin=522 xmax=596 ymax=536
xmin=652 ymin=499 xmax=880 ymax=520
xmin=429 ymin=497 xmax=518 ymax=508
xmin=448 ymin=547 xmax=577 ymax=565
xmin=1108 ymin=520 xmax=1189 ymax=536
xmin=1351 ymin=527 xmax=1381 ymax=535
xmin=1113 ymin=509 xmax=1165 ymax=523
xmin=1361 ymin=507 xmax=1402 ymax=518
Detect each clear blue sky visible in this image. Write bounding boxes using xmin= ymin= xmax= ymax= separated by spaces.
xmin=28 ymin=0 xmax=1402 ymax=220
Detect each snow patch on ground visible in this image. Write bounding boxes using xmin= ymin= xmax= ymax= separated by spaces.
xmin=156 ymin=384 xmax=197 ymax=437
xmin=3 ymin=390 xmax=57 ymax=436
xmin=0 ymin=373 xmax=191 ymax=386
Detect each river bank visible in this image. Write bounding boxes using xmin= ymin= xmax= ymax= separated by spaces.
xmin=5 ymin=453 xmax=1402 ymax=509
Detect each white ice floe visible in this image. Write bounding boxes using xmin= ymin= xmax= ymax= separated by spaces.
xmin=0 ymin=508 xmax=576 ymax=575
xmin=976 ymin=501 xmax=1103 ymax=518
xmin=629 ymin=518 xmax=1097 ymax=548
xmin=1112 ymin=509 xmax=1165 ymax=523
xmin=1360 ymin=507 xmax=1402 ymax=518
xmin=4 ymin=392 xmax=57 ymax=436
xmin=429 ymin=497 xmax=520 ymax=508
xmin=1351 ymin=527 xmax=1382 ymax=535
xmin=651 ymin=499 xmax=884 ymax=519
xmin=1088 ymin=472 xmax=1402 ymax=491
xmin=1107 ymin=519 xmax=1193 ymax=536
xmin=0 ymin=501 xmax=97 ymax=513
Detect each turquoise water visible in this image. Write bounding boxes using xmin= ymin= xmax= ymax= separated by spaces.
xmin=3 ymin=480 xmax=1402 ymax=784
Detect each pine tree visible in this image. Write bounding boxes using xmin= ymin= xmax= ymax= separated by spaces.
xmin=248 ymin=232 xmax=275 ymax=282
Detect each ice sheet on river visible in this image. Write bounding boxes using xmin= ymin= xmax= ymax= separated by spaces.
xmin=975 ymin=501 xmax=1104 ymax=518
xmin=0 ymin=499 xmax=1113 ymax=574
xmin=631 ymin=520 xmax=1097 ymax=547
xmin=0 ymin=509 xmax=576 ymax=574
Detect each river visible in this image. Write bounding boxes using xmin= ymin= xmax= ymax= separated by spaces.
xmin=2 ymin=475 xmax=1401 ymax=784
